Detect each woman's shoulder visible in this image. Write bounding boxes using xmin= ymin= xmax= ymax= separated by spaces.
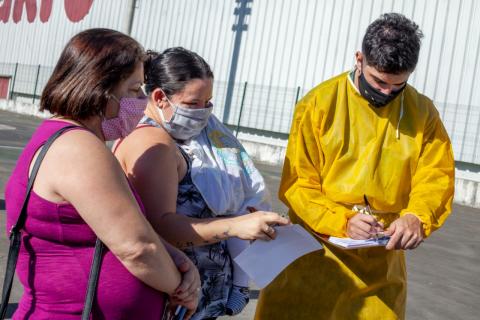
xmin=128 ymin=126 xmax=176 ymax=161
xmin=115 ymin=124 xmax=180 ymax=172
xmin=48 ymin=125 xmax=106 ymax=156
xmin=126 ymin=125 xmax=175 ymax=149
xmin=35 ymin=126 xmax=122 ymax=194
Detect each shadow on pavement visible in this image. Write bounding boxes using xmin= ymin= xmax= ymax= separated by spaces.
xmin=0 ymin=199 xmax=4 ymax=211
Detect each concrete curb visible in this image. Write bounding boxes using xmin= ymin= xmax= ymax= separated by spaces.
xmin=0 ymin=99 xmax=51 ymax=119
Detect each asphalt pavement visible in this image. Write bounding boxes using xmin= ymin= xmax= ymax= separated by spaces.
xmin=0 ymin=109 xmax=479 ymax=319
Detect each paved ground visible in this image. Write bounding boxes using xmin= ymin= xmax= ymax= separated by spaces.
xmin=0 ymin=109 xmax=479 ymax=319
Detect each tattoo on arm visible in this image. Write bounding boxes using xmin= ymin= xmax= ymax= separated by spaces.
xmin=175 ymin=226 xmax=232 ymax=248
xmin=176 ymin=241 xmax=195 ymax=249
xmin=213 ymin=226 xmax=231 ymax=242
xmin=222 ymin=227 xmax=231 ymax=238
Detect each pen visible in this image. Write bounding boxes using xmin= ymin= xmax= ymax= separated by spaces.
xmin=173 ymin=305 xmax=187 ymax=320
xmin=363 ymin=195 xmax=378 ymax=241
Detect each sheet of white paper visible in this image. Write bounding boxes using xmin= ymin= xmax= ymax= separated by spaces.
xmin=234 ymin=224 xmax=323 ymax=289
xmin=327 ymin=236 xmax=390 ymax=249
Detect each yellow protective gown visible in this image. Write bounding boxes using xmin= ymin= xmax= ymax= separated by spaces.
xmin=255 ymin=71 xmax=454 ymax=320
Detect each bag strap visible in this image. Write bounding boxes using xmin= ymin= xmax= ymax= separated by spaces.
xmin=0 ymin=229 xmax=21 ymax=319
xmin=81 ymin=238 xmax=104 ymax=320
xmin=0 ymin=125 xmax=104 ymax=319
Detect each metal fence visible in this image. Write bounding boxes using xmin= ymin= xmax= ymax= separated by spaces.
xmin=0 ymin=63 xmax=54 ymax=104
xmin=1 ymin=0 xmax=480 ymax=166
xmin=1 ymin=61 xmax=480 ymax=167
xmin=212 ymin=80 xmax=305 ymax=137
xmin=0 ymin=62 xmax=304 ymax=139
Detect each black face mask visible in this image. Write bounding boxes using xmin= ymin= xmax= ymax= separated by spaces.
xmin=358 ymin=70 xmax=405 ymax=108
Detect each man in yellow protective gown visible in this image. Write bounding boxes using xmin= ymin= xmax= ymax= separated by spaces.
xmin=255 ymin=13 xmax=454 ymax=320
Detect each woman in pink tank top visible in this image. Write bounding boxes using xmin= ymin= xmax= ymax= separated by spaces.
xmin=4 ymin=29 xmax=200 ymax=319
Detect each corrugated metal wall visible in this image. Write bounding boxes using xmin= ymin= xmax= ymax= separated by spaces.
xmin=0 ymin=0 xmax=133 ymax=65
xmin=1 ymin=0 xmax=479 ymax=164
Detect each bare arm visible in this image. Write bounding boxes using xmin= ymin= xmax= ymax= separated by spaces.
xmin=160 ymin=238 xmax=200 ymax=318
xmin=116 ymin=127 xmax=288 ymax=248
xmin=35 ymin=129 xmax=181 ymax=294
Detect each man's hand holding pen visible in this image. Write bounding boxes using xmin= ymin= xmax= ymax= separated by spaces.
xmin=346 ymin=195 xmax=424 ymax=250
xmin=362 ymin=194 xmax=425 ymax=250
xmin=346 ymin=195 xmax=385 ymax=240
xmin=346 ymin=212 xmax=385 ymax=240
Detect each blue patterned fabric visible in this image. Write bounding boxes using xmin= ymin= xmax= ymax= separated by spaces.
xmin=177 ymin=149 xmax=233 ymax=320
xmin=225 ymin=285 xmax=250 ymax=316
xmin=139 ymin=116 xmax=233 ymax=319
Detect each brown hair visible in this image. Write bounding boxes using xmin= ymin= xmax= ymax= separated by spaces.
xmin=40 ymin=28 xmax=145 ymax=120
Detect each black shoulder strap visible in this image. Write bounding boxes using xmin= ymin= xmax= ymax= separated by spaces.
xmin=0 ymin=125 xmax=104 ymax=319
xmin=82 ymin=238 xmax=104 ymax=320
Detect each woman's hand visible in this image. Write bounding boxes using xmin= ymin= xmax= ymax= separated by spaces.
xmin=230 ymin=211 xmax=290 ymax=241
xmin=169 ymin=251 xmax=200 ymax=319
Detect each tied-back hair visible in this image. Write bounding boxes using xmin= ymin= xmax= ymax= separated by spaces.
xmin=144 ymin=47 xmax=213 ymax=97
xmin=40 ymin=28 xmax=146 ymax=120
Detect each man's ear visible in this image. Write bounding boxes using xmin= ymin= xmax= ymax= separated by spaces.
xmin=355 ymin=51 xmax=364 ymax=70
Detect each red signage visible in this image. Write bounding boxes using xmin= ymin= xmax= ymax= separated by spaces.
xmin=0 ymin=0 xmax=94 ymax=23
xmin=0 ymin=77 xmax=10 ymax=99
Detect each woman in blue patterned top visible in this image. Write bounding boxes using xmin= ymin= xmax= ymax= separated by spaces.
xmin=114 ymin=47 xmax=289 ymax=320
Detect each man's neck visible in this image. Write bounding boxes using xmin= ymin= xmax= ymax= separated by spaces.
xmin=353 ymin=68 xmax=360 ymax=90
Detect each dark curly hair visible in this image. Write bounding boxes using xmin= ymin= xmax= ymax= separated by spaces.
xmin=362 ymin=13 xmax=424 ymax=74
xmin=144 ymin=47 xmax=213 ymax=97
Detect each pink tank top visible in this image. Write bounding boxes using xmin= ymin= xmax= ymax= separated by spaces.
xmin=5 ymin=119 xmax=165 ymax=319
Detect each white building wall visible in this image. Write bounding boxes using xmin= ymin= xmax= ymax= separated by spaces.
xmin=128 ymin=0 xmax=480 ymax=164
xmin=0 ymin=0 xmax=479 ymax=164
xmin=0 ymin=0 xmax=133 ymax=66
xmin=130 ymin=0 xmax=239 ymax=121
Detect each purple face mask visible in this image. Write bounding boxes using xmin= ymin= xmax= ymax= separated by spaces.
xmin=101 ymin=96 xmax=148 ymax=141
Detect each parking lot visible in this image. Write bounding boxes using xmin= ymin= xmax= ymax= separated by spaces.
xmin=0 ymin=110 xmax=479 ymax=319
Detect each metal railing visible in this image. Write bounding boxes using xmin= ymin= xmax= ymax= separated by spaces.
xmin=0 ymin=63 xmax=54 ymax=104
xmin=1 ymin=61 xmax=479 ymax=166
